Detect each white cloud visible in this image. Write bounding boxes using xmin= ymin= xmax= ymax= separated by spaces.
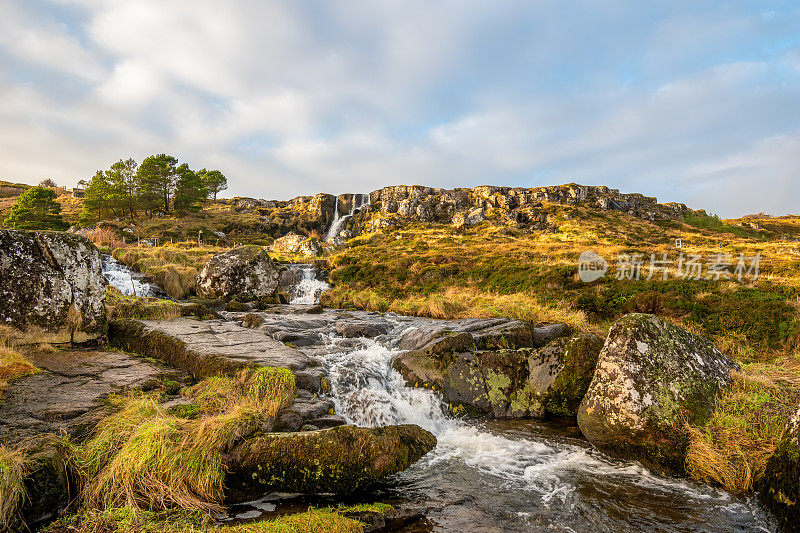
xmin=0 ymin=1 xmax=798 ymax=218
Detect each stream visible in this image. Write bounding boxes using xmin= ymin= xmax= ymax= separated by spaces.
xmin=226 ymin=269 xmax=776 ymax=532
xmin=101 ymin=258 xmax=776 ymax=531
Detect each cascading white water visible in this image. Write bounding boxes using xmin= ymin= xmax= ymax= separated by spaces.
xmin=101 ymin=255 xmax=163 ymax=297
xmin=325 ymin=194 xmax=369 ymax=241
xmin=312 ymin=322 xmax=775 ymax=531
xmin=289 ymin=265 xmax=330 ymax=305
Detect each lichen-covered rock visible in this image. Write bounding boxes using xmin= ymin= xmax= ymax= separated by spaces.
xmin=0 ymin=229 xmax=105 ymax=339
xmin=196 ymin=245 xmax=279 ymax=301
xmin=271 ymin=232 xmax=322 ymax=257
xmin=577 ymin=313 xmax=736 ymax=474
xmin=394 ymin=323 xmax=595 ymax=419
xmin=759 ymin=404 xmax=800 ymax=531
xmin=227 ymin=424 xmax=436 ymax=494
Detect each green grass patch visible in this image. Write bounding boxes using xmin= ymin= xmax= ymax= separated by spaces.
xmin=63 ymin=367 xmax=296 ymax=514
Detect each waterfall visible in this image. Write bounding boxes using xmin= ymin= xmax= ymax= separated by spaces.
xmin=101 ymin=255 xmax=164 ymax=297
xmin=288 ymin=265 xmax=330 ymax=305
xmin=325 ymin=193 xmax=370 ymax=241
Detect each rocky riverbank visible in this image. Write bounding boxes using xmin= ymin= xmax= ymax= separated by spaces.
xmin=1 ymin=230 xmax=798 ymax=532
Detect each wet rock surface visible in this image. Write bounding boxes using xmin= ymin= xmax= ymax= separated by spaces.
xmin=196 ymin=245 xmax=279 ymax=301
xmin=577 ymin=313 xmax=737 ymax=475
xmin=0 ymin=229 xmax=105 ymax=339
xmin=0 ymin=349 xmax=172 ymax=446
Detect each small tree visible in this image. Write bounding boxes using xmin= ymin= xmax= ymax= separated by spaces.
xmin=198 ymin=169 xmax=227 ymax=200
xmin=4 ymin=187 xmax=68 ymax=230
xmin=39 ymin=178 xmax=57 ymax=188
xmin=173 ymin=164 xmax=208 ymax=213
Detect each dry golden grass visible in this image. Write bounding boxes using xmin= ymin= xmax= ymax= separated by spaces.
xmin=0 ymin=445 xmax=27 ymax=530
xmin=87 ymin=227 xmax=125 ymax=250
xmin=685 ymin=366 xmax=800 ymax=493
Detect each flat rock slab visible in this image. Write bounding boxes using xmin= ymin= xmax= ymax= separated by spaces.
xmin=0 ymin=349 xmax=168 ymax=446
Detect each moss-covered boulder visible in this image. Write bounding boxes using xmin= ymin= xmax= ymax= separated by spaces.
xmin=577 ymin=313 xmax=736 ymax=475
xmin=227 ymin=424 xmax=436 ymax=495
xmin=759 ymin=405 xmax=800 ymax=531
xmin=394 ymin=332 xmax=601 ymax=419
xmin=196 ymin=245 xmax=279 ymax=302
xmin=0 ymin=229 xmax=105 ymax=340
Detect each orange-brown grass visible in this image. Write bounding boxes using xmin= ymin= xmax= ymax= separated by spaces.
xmin=86 ymin=227 xmax=125 ymax=250
xmin=0 ymin=327 xmax=38 ymax=399
xmin=685 ymin=366 xmax=800 ymax=493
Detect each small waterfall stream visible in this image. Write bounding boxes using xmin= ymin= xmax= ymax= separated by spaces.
xmin=288 ymin=265 xmax=330 ymax=305
xmin=325 ymin=193 xmax=370 ymax=241
xmin=311 ymin=322 xmax=775 ymax=531
xmin=101 ymin=254 xmax=164 ymax=297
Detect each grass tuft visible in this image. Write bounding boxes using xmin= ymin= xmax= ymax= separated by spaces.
xmin=0 ymin=445 xmax=28 ymax=530
xmin=64 ymin=367 xmax=296 ymax=514
xmin=685 ymin=365 xmax=800 ymax=493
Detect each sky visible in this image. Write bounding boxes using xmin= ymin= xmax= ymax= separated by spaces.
xmin=0 ymin=1 xmax=799 ymax=217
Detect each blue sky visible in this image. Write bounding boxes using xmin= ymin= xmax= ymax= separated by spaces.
xmin=0 ymin=1 xmax=798 ymax=217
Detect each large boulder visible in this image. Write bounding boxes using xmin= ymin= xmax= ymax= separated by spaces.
xmin=272 ymin=233 xmax=322 ymax=257
xmin=395 ymin=332 xmax=601 ymax=419
xmin=227 ymin=424 xmax=436 ymax=495
xmin=0 ymin=230 xmax=105 ymax=340
xmin=196 ymin=245 xmax=279 ymax=301
xmin=759 ymin=404 xmax=800 ymax=531
xmin=577 ymin=313 xmax=736 ymax=474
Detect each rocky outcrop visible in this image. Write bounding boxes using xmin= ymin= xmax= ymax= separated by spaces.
xmin=368 ymin=183 xmax=690 ymax=226
xmin=271 ymin=232 xmax=322 ymax=257
xmin=0 ymin=230 xmax=105 ymax=340
xmin=759 ymin=404 xmax=800 ymax=531
xmin=227 ymin=424 xmax=436 ymax=495
xmin=577 ymin=313 xmax=736 ymax=475
xmin=196 ymin=245 xmax=279 ymax=301
xmin=108 ymin=318 xmax=325 ymax=391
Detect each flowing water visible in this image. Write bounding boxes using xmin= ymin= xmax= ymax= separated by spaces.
xmin=315 ymin=330 xmax=775 ymax=532
xmin=288 ymin=265 xmax=331 ymax=304
xmin=101 ymin=254 xmax=165 ymax=297
xmin=224 ymin=268 xmax=776 ymax=531
xmin=326 ymin=193 xmax=370 ymax=241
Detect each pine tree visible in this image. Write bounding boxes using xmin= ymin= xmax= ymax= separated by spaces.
xmin=198 ymin=169 xmax=227 ymax=200
xmin=174 ymin=164 xmax=209 ymax=213
xmin=4 ymin=187 xmax=68 ymax=230
xmin=137 ymin=154 xmax=179 ymax=213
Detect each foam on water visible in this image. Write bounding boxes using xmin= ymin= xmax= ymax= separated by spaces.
xmin=289 ymin=265 xmax=330 ymax=305
xmin=313 ymin=322 xmax=776 ymax=530
xmin=101 ymin=255 xmax=163 ymax=297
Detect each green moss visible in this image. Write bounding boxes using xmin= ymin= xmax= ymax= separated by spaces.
xmin=543 ymin=334 xmax=603 ymax=417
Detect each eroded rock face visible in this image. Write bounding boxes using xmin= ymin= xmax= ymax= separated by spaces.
xmin=272 ymin=232 xmax=322 ymax=257
xmin=227 ymin=424 xmax=436 ymax=495
xmin=759 ymin=404 xmax=800 ymax=531
xmin=196 ymin=245 xmax=279 ymax=301
xmin=577 ymin=313 xmax=736 ymax=474
xmin=0 ymin=229 xmax=105 ymax=339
